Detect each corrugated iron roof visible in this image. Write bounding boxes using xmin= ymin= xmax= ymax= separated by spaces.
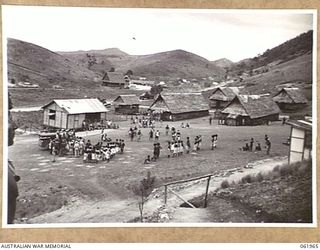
xmin=43 ymin=98 xmax=108 ymax=114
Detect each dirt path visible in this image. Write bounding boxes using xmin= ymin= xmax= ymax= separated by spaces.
xmin=27 ymin=156 xmax=287 ymax=224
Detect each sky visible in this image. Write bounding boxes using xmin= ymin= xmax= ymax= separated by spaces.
xmin=2 ymin=6 xmax=314 ymax=62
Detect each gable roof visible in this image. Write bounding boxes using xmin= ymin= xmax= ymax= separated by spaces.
xmin=273 ymin=88 xmax=308 ymax=104
xmin=209 ymin=87 xmax=240 ymax=101
xmin=150 ymin=93 xmax=209 ymax=114
xmin=222 ymin=95 xmax=280 ymax=119
xmin=102 ymin=72 xmax=126 ymax=84
xmin=42 ymin=98 xmax=108 ymax=114
xmin=113 ymin=95 xmax=140 ymax=105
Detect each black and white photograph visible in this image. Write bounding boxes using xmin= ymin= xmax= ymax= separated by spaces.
xmin=2 ymin=6 xmax=316 ymax=227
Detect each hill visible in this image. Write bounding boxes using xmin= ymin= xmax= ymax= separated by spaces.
xmin=7 ymin=38 xmax=99 ymax=88
xmin=60 ymin=49 xmax=226 ymax=80
xmin=226 ymin=30 xmax=313 ymax=97
xmin=58 ymin=48 xmax=132 ymax=75
xmin=211 ymin=58 xmax=234 ymax=68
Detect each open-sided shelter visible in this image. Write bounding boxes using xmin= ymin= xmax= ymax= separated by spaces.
xmin=272 ymin=87 xmax=308 ymax=112
xmin=42 ymin=98 xmax=108 ymax=129
xmin=221 ymin=95 xmax=280 ymax=126
xmin=149 ymin=93 xmax=209 ymax=121
xmin=113 ymin=95 xmax=140 ymax=114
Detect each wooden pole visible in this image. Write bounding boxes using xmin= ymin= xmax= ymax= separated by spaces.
xmin=204 ymin=176 xmax=211 ymax=208
xmin=168 ymin=187 xmax=196 ymax=208
xmin=164 ymin=185 xmax=167 ymax=205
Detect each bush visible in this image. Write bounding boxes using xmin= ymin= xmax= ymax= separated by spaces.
xmin=221 ymin=180 xmax=230 ymax=189
xmin=255 ymin=172 xmax=264 ymax=182
xmin=241 ymin=174 xmax=252 ymax=184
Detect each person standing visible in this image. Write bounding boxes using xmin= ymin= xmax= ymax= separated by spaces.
xmin=155 ymin=130 xmax=160 ymax=141
xmin=266 ymin=139 xmax=271 ymax=155
xmin=165 ymin=125 xmax=169 ymax=136
xmin=137 ymin=130 xmax=142 ymax=141
xmin=186 ymin=137 xmax=191 ymax=154
xmin=209 ymin=116 xmax=213 ymax=125
xmin=249 ymin=138 xmax=254 ymax=151
xmin=149 ymin=129 xmax=154 ymax=141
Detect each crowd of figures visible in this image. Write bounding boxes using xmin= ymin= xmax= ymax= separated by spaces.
xmin=81 ymin=119 xmax=119 ymax=131
xmin=47 ymin=129 xmax=125 ymax=163
xmin=241 ymin=134 xmax=271 ymax=155
xmin=143 ymin=124 xmax=219 ymax=164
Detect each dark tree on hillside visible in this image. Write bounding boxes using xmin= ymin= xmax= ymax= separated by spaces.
xmin=126 ymin=69 xmax=133 ymax=76
xmin=150 ymin=85 xmax=163 ymax=96
xmin=86 ymin=53 xmax=97 ymax=69
xmin=109 ymin=67 xmax=115 ymax=72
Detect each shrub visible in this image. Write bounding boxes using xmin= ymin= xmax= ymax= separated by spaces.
xmin=255 ymin=172 xmax=264 ymax=182
xmin=221 ymin=180 xmax=230 ymax=189
xmin=241 ymin=174 xmax=252 ymax=184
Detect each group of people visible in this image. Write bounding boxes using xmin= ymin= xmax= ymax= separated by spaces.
xmin=81 ymin=119 xmax=119 ymax=131
xmin=47 ymin=129 xmax=126 ymax=163
xmin=241 ymin=135 xmax=271 ymax=154
xmin=131 ymin=115 xmax=156 ymax=129
xmin=82 ymin=139 xmax=125 ymax=163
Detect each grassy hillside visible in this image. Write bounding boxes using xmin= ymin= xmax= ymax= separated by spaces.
xmin=229 ymin=30 xmax=313 ymax=75
xmin=60 ymin=49 xmax=226 ymax=80
xmin=211 ymin=58 xmax=234 ymax=68
xmin=7 ymin=38 xmax=99 ymax=88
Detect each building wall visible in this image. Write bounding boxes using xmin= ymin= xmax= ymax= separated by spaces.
xmin=102 ymin=81 xmax=124 ymax=87
xmin=160 ymin=110 xmax=209 ymax=121
xmin=43 ymin=103 xmax=67 ymax=129
xmin=115 ymin=105 xmax=139 ymax=115
xmin=277 ymin=103 xmax=306 ymax=112
xmin=289 ymin=127 xmax=306 ymax=164
xmin=222 ymin=113 xmax=279 ymax=126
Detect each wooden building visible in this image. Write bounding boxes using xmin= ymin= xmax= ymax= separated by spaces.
xmin=149 ymin=93 xmax=209 ymax=121
xmin=102 ymin=72 xmax=130 ymax=88
xmin=286 ymin=119 xmax=312 ymax=164
xmin=209 ymin=87 xmax=241 ymax=109
xmin=42 ymin=98 xmax=108 ymax=129
xmin=221 ymin=95 xmax=280 ymax=126
xmin=273 ymin=87 xmax=308 ymax=112
xmin=113 ymin=95 xmax=140 ymax=114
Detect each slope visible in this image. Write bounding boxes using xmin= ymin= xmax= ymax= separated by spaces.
xmin=7 ymin=38 xmax=99 ymax=88
xmin=60 ymin=49 xmax=226 ymax=80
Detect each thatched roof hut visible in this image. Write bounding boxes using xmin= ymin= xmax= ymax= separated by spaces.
xmin=221 ymin=95 xmax=280 ymax=126
xmin=150 ymin=93 xmax=209 ymax=121
xmin=102 ymin=72 xmax=129 ymax=88
xmin=113 ymin=95 xmax=140 ymax=114
xmin=206 ymin=87 xmax=242 ymax=109
xmin=273 ymin=88 xmax=308 ymax=111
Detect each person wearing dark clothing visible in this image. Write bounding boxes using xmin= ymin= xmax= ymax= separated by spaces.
xmin=149 ymin=129 xmax=154 ymax=141
xmin=249 ymin=138 xmax=254 ymax=151
xmin=242 ymin=143 xmax=249 ymax=151
xmin=209 ymin=116 xmax=213 ymax=125
xmin=255 ymin=143 xmax=261 ymax=151
xmin=266 ymin=139 xmax=271 ymax=155
xmin=186 ymin=137 xmax=191 ymax=154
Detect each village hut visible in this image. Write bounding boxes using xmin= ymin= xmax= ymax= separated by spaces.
xmin=102 ymin=72 xmax=130 ymax=88
xmin=286 ymin=119 xmax=312 ymax=164
xmin=209 ymin=87 xmax=241 ymax=109
xmin=272 ymin=88 xmax=308 ymax=112
xmin=221 ymin=95 xmax=280 ymax=126
xmin=149 ymin=93 xmax=209 ymax=121
xmin=42 ymin=98 xmax=108 ymax=129
xmin=113 ymin=95 xmax=140 ymax=114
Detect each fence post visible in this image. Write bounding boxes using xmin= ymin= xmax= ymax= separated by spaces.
xmin=164 ymin=185 xmax=167 ymax=205
xmin=204 ymin=176 xmax=211 ymax=208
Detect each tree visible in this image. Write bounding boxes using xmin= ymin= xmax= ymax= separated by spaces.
xmin=150 ymin=85 xmax=163 ymax=96
xmin=109 ymin=67 xmax=115 ymax=72
xmin=132 ymin=171 xmax=156 ymax=222
xmin=125 ymin=69 xmax=133 ymax=76
xmin=86 ymin=53 xmax=97 ymax=69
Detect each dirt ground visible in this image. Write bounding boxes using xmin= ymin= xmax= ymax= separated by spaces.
xmin=8 ymin=117 xmax=291 ymax=223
